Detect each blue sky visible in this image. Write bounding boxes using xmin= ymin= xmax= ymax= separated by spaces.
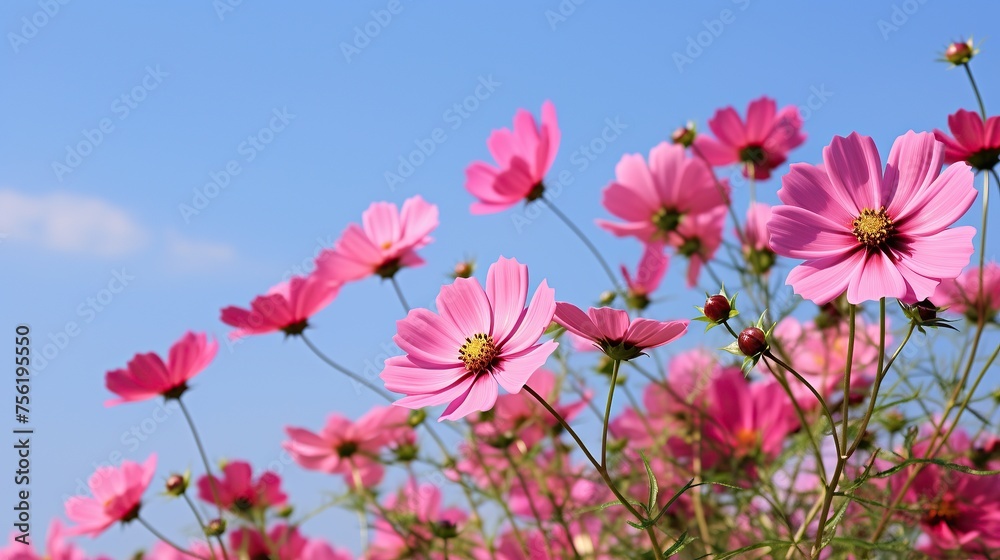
xmin=3 ymin=1 xmax=999 ymax=556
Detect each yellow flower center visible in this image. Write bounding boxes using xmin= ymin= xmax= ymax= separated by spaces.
xmin=380 ymin=241 xmax=393 ymax=250
xmin=852 ymin=207 xmax=894 ymax=247
xmin=924 ymin=495 xmax=960 ymax=526
xmin=459 ymin=333 xmax=498 ymax=374
xmin=735 ymin=427 xmax=759 ymax=454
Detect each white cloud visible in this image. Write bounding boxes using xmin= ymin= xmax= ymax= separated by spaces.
xmin=164 ymin=231 xmax=237 ymax=272
xmin=0 ymin=189 xmax=148 ymax=257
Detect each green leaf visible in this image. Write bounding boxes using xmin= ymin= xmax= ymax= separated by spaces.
xmin=662 ymin=531 xmax=695 ymax=557
xmin=712 ymin=540 xmax=794 ymax=559
xmin=640 ymin=451 xmax=658 ymax=515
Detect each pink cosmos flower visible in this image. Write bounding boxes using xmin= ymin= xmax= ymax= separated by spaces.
xmin=283 ymin=405 xmax=412 ymax=488
xmin=64 ymin=455 xmax=156 ymax=537
xmin=769 ymin=317 xmax=880 ymax=409
xmin=933 ymin=263 xmax=1000 ymax=322
xmin=621 ymin=244 xmax=668 ymax=309
xmin=220 ymin=272 xmax=341 ymax=338
xmin=508 ymin=457 xmax=600 ymax=520
xmin=933 ymin=109 xmax=1000 ymax=170
xmin=674 ymin=205 xmax=726 ymax=286
xmin=369 ymin=479 xmax=468 ymax=560
xmin=741 ymin=202 xmax=777 ymax=274
xmin=702 ymin=371 xmax=797 ymax=469
xmin=596 ymin=142 xmax=730 ymax=245
xmin=553 ymin=303 xmax=688 ymax=360
xmin=104 ymin=331 xmax=217 ymax=406
xmin=146 ymin=540 xmax=221 ymax=560
xmin=693 ymin=96 xmax=806 ymax=179
xmin=465 ymin=101 xmax=560 ymax=214
xmin=474 ymin=368 xmax=590 ymax=448
xmin=229 ymin=525 xmax=353 ymax=560
xmin=2 ymin=519 xmax=108 ymax=560
xmin=769 ymin=131 xmax=977 ymax=305
xmin=381 ymin=256 xmax=557 ymax=421
xmin=197 ymin=460 xmax=287 ymax=512
xmin=315 ymin=196 xmax=438 ymax=282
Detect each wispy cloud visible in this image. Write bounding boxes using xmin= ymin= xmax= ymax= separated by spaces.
xmin=0 ymin=188 xmax=148 ymax=257
xmin=164 ymin=231 xmax=237 ymax=272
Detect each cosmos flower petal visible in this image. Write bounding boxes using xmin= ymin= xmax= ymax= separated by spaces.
xmin=439 ymin=374 xmax=500 ymax=422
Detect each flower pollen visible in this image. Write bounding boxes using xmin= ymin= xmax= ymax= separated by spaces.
xmin=852 ymin=207 xmax=894 ymax=247
xmin=652 ymin=207 xmax=682 ymax=233
xmin=459 ymin=333 xmax=499 ymax=374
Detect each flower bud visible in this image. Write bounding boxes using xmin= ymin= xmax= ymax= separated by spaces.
xmin=393 ymin=442 xmax=419 ymax=462
xmin=945 ymin=39 xmax=975 ymax=65
xmin=879 ymin=410 xmax=907 ymax=434
xmin=165 ymin=473 xmax=188 ymax=497
xmin=205 ymin=518 xmax=226 ymax=537
xmin=452 ymin=261 xmax=474 ymax=279
xmin=671 ymin=121 xmax=697 ymax=147
xmin=407 ymin=408 xmax=427 ymax=428
xmin=277 ymin=505 xmax=294 ymax=518
xmin=703 ymin=294 xmax=731 ymax=323
xmin=598 ymin=290 xmax=616 ymax=306
xmin=915 ymin=299 xmax=937 ymax=322
xmin=737 ymin=327 xmax=767 ymax=357
xmin=431 ymin=519 xmax=459 ymax=540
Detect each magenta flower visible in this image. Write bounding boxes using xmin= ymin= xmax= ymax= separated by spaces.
xmin=933 ymin=263 xmax=1000 ymax=322
xmin=933 ymin=109 xmax=1000 ymax=171
xmin=104 ymin=331 xmax=217 ymax=406
xmin=703 ymin=371 xmax=797 ymax=466
xmin=370 ymin=479 xmax=468 ymax=560
xmin=220 ymin=272 xmax=341 ymax=338
xmin=597 ymin=142 xmax=729 ymax=245
xmin=197 ymin=460 xmax=287 ymax=512
xmin=769 ymin=131 xmax=977 ymax=305
xmin=553 ymin=303 xmax=688 ymax=361
xmin=64 ymin=455 xmax=156 ymax=537
xmin=229 ymin=525 xmax=353 ymax=560
xmin=621 ymin=244 xmax=668 ymax=309
xmin=465 ymin=101 xmax=560 ymax=214
xmin=316 ymin=195 xmax=439 ymax=282
xmin=283 ymin=406 xmax=412 ymax=488
xmin=381 ymin=256 xmax=556 ymax=421
xmin=693 ymin=96 xmax=806 ymax=180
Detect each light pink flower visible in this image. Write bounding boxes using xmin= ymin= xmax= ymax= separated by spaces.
xmin=220 ymin=272 xmax=341 ymax=338
xmin=2 ymin=519 xmax=105 ymax=560
xmin=769 ymin=317 xmax=880 ymax=409
xmin=465 ymin=101 xmax=560 ymax=214
xmin=553 ymin=303 xmax=687 ymax=361
xmin=693 ymin=96 xmax=806 ymax=179
xmin=370 ymin=479 xmax=468 ymax=560
xmin=621 ymin=244 xmax=668 ymax=308
xmin=474 ymin=368 xmax=590 ymax=448
xmin=283 ymin=406 xmax=411 ymax=488
xmin=197 ymin=460 xmax=287 ymax=512
xmin=933 ymin=263 xmax=1000 ymax=322
xmin=674 ymin=205 xmax=726 ymax=286
xmin=596 ymin=142 xmax=730 ymax=245
xmin=769 ymin=131 xmax=977 ymax=305
xmin=104 ymin=331 xmax=217 ymax=406
xmin=64 ymin=455 xmax=156 ymax=537
xmin=381 ymin=256 xmax=557 ymax=421
xmin=316 ymin=196 xmax=438 ymax=282
xmin=933 ymin=108 xmax=1000 ymax=170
